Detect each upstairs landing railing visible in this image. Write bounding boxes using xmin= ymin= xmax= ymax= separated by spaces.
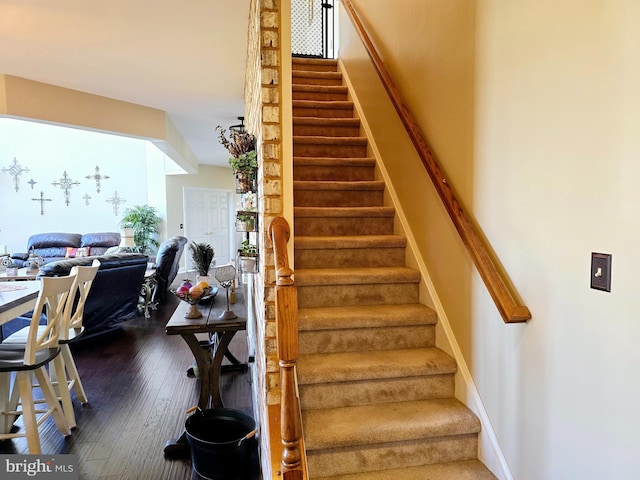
xmin=269 ymin=217 xmax=306 ymax=480
xmin=341 ymin=0 xmax=531 ymax=323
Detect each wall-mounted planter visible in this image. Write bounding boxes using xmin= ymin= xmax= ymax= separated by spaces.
xmin=238 ymin=254 xmax=258 ymax=273
xmin=234 ymin=170 xmax=256 ymax=194
xmin=235 ymin=211 xmax=257 ymax=232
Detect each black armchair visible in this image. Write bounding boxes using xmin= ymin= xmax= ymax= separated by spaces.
xmin=153 ymin=236 xmax=188 ymax=304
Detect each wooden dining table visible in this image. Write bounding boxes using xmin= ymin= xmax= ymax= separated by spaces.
xmin=0 ymin=280 xmax=40 ymax=434
xmin=0 ymin=280 xmax=40 ymax=326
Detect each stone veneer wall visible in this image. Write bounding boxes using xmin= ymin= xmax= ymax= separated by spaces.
xmin=245 ymin=0 xmax=286 ymax=477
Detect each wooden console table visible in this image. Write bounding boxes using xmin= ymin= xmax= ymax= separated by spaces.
xmin=164 ymin=291 xmax=247 ymax=457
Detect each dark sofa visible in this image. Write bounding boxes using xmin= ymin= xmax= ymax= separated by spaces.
xmin=10 ymin=232 xmax=121 ymax=267
xmin=0 ymin=253 xmax=147 ymax=341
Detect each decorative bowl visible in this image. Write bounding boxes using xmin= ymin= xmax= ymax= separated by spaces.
xmin=172 ymin=286 xmax=213 ymax=318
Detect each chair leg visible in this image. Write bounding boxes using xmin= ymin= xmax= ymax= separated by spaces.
xmin=34 ymin=367 xmax=71 ymax=437
xmin=0 ymin=372 xmax=15 ymax=433
xmin=52 ymin=355 xmax=76 ymax=429
xmin=16 ymin=371 xmax=41 ymax=454
xmin=61 ymin=344 xmax=88 ymax=404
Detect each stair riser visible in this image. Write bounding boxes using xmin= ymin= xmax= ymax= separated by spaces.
xmin=294 ymin=190 xmax=383 ymax=208
xmin=293 ymin=75 xmax=343 ymax=86
xmin=299 ymin=325 xmax=434 ymax=354
xmin=293 ymin=106 xmax=354 ymax=118
xmin=298 ymin=283 xmax=419 ymax=308
xmin=299 ymin=375 xmax=455 ymax=410
xmin=293 ymin=124 xmax=360 ymax=137
xmin=295 ymin=247 xmax=406 ymax=269
xmin=306 ymin=434 xmax=479 ymax=478
xmin=294 ymin=143 xmax=367 ymax=158
xmin=294 ymin=164 xmax=375 ymax=182
xmin=295 ymin=217 xmax=394 ymax=236
xmin=293 ymin=91 xmax=348 ymax=101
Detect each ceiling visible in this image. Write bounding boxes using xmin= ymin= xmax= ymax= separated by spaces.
xmin=0 ymin=0 xmax=251 ymax=167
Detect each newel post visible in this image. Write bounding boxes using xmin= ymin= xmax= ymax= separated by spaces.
xmin=269 ymin=217 xmax=304 ymax=480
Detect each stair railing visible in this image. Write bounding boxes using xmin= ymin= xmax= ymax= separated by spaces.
xmin=269 ymin=217 xmax=306 ymax=480
xmin=341 ymin=0 xmax=531 ymax=323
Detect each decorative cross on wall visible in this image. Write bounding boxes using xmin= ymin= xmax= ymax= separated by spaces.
xmin=32 ymin=191 xmax=52 ymax=215
xmin=27 ymin=178 xmax=37 ymax=190
xmin=2 ymin=157 xmax=30 ymax=192
xmin=85 ymin=165 xmax=110 ymax=193
xmin=83 ymin=193 xmax=92 ymax=206
xmin=106 ymin=191 xmax=126 ymax=216
xmin=51 ymin=171 xmax=80 ymax=206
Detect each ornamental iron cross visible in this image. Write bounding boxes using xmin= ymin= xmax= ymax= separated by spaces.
xmin=2 ymin=157 xmax=30 ymax=192
xmin=85 ymin=165 xmax=110 ymax=193
xmin=106 ymin=191 xmax=126 ymax=216
xmin=51 ymin=170 xmax=80 ymax=206
xmin=32 ymin=191 xmax=52 ymax=215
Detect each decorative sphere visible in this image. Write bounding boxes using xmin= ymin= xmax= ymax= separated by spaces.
xmin=196 ymin=281 xmax=209 ymax=289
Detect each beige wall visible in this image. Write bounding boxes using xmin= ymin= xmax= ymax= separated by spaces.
xmin=344 ymin=1 xmax=640 ymax=479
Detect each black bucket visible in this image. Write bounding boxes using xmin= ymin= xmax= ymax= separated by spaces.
xmin=185 ymin=408 xmax=257 ymax=480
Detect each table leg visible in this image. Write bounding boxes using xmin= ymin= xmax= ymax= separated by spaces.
xmin=181 ymin=334 xmax=212 ymax=409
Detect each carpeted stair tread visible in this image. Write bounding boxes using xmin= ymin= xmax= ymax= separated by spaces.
xmin=297 ymin=347 xmax=456 ymax=385
xmin=292 ymin=70 xmax=342 ymax=80
xmin=293 ymin=117 xmax=358 ymax=127
xmin=294 ymin=180 xmax=385 ymax=192
xmin=303 ymin=398 xmax=481 ymax=450
xmin=293 ymin=136 xmax=367 ymax=146
xmin=295 ymin=235 xmax=405 ymax=250
xmin=298 ymin=303 xmax=435 ymax=330
xmin=293 ymin=85 xmax=349 ymax=101
xmin=295 ymin=266 xmax=421 ymax=286
xmin=316 ymin=460 xmax=497 ymax=480
xmin=295 ymin=206 xmax=395 ymax=218
xmin=293 ymin=100 xmax=354 ymax=111
xmin=294 ymin=156 xmax=375 ymax=168
xmin=292 ymin=57 xmax=338 ymax=72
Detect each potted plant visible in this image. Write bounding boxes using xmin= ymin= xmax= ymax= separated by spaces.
xmin=189 ymin=241 xmax=215 ymax=283
xmin=235 ymin=212 xmax=257 ymax=232
xmin=120 ymin=205 xmax=162 ymax=256
xmin=238 ymin=240 xmax=258 ymax=273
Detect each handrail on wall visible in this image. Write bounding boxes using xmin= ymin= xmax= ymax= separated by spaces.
xmin=269 ymin=217 xmax=306 ymax=480
xmin=341 ymin=0 xmax=531 ymax=323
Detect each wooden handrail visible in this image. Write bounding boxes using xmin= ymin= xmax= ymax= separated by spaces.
xmin=341 ymin=0 xmax=531 ymax=323
xmin=269 ymin=217 xmax=306 ymax=480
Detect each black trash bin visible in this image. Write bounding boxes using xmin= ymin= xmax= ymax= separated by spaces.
xmin=185 ymin=408 xmax=257 ymax=480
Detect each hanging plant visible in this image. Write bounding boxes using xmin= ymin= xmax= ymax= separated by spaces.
xmin=216 ymin=126 xmax=256 ymax=160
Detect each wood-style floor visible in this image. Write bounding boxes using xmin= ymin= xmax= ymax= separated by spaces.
xmin=0 ymin=287 xmax=255 ymax=480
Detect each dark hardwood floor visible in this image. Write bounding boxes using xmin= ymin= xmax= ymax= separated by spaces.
xmin=0 ymin=287 xmax=255 ymax=480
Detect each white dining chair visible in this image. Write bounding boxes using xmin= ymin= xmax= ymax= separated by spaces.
xmin=0 ymin=272 xmax=76 ymax=453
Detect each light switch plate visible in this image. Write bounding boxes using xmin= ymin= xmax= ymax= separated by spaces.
xmin=590 ymin=252 xmax=612 ymax=292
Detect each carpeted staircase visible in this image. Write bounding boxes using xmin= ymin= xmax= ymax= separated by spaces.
xmin=292 ymin=57 xmax=497 ymax=480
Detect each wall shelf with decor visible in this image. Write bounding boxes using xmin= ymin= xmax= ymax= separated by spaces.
xmin=216 ymin=119 xmax=259 ymax=274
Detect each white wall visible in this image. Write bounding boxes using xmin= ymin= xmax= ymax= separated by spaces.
xmin=0 ymin=118 xmax=161 ymax=253
xmin=344 ymin=1 xmax=640 ymax=479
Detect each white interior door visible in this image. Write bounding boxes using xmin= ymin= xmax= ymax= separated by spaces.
xmin=183 ymin=187 xmax=233 ymax=271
